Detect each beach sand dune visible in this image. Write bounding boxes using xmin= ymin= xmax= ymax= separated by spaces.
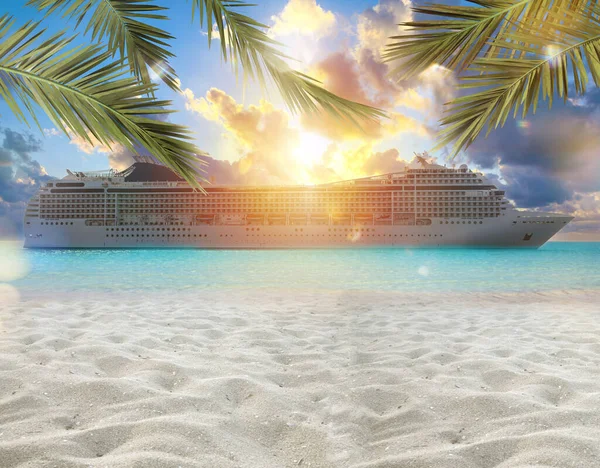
xmin=1 ymin=290 xmax=600 ymax=467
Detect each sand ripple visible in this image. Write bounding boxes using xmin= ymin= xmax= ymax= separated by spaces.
xmin=1 ymin=290 xmax=600 ymax=467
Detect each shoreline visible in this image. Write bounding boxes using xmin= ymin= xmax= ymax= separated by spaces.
xmin=10 ymin=285 xmax=600 ymax=305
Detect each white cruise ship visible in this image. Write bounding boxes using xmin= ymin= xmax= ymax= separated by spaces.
xmin=23 ymin=156 xmax=573 ymax=248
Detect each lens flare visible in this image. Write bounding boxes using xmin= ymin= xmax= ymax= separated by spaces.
xmin=347 ymin=229 xmax=362 ymax=243
xmin=544 ymin=45 xmax=562 ymax=58
xmin=0 ymin=243 xmax=29 ymax=282
xmin=516 ymin=120 xmax=531 ymax=135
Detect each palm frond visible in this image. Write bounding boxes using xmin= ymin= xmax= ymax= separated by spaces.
xmin=383 ymin=0 xmax=581 ymax=80
xmin=0 ymin=15 xmax=205 ymax=186
xmin=434 ymin=2 xmax=600 ymax=156
xmin=27 ymin=0 xmax=178 ymax=90
xmin=191 ymin=0 xmax=386 ymax=124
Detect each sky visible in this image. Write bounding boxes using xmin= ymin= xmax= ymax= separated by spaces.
xmin=1 ymin=0 xmax=600 ymax=239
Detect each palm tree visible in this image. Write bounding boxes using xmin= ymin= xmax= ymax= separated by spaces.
xmin=384 ymin=0 xmax=600 ymax=157
xmin=2 ymin=0 xmax=385 ymax=187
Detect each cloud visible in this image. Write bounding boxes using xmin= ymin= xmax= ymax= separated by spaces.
xmin=352 ymin=0 xmax=456 ymax=117
xmin=182 ymin=86 xmax=304 ymax=184
xmin=356 ymin=0 xmax=413 ymax=56
xmin=0 ymin=128 xmax=53 ymax=237
xmin=362 ymin=148 xmax=408 ymax=175
xmin=67 ymin=132 xmax=113 ymax=155
xmin=299 ymin=51 xmax=432 ymax=140
xmin=66 ymin=112 xmax=174 ymax=171
xmin=43 ymin=128 xmax=61 ymax=137
xmin=181 ymin=86 xmax=420 ymax=184
xmin=281 ymin=0 xmax=455 ymax=141
xmin=65 ymin=131 xmax=136 ymax=171
xmin=466 ymin=89 xmax=600 ymax=233
xmin=270 ymin=0 xmax=336 ymax=39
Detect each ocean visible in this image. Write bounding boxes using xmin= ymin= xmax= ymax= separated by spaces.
xmin=6 ymin=242 xmax=600 ymax=298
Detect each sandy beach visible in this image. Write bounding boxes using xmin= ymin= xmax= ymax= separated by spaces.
xmin=1 ymin=289 xmax=600 ymax=467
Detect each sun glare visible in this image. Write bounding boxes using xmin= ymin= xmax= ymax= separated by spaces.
xmin=293 ymin=132 xmax=330 ymax=167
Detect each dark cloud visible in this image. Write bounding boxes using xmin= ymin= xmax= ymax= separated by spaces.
xmin=0 ymin=128 xmax=53 ymax=237
xmin=484 ymin=170 xmax=571 ymax=209
xmin=466 ymin=89 xmax=600 ymax=232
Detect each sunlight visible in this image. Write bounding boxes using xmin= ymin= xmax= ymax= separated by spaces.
xmin=292 ymin=132 xmax=331 ymax=167
xmin=149 ymin=62 xmax=166 ymax=83
xmin=544 ymin=45 xmax=562 ymax=59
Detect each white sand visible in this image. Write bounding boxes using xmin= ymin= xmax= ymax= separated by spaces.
xmin=1 ymin=289 xmax=600 ymax=467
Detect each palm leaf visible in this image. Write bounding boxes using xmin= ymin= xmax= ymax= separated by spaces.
xmin=382 ymin=0 xmax=588 ymax=80
xmin=0 ymin=15 xmax=205 ymax=187
xmin=27 ymin=0 xmax=178 ymax=90
xmin=191 ymin=0 xmax=386 ymax=124
xmin=434 ymin=2 xmax=600 ymax=156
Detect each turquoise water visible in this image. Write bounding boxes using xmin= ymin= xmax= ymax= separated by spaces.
xmin=8 ymin=242 xmax=600 ymax=297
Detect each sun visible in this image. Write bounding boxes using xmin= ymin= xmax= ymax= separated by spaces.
xmin=292 ymin=132 xmax=331 ymax=167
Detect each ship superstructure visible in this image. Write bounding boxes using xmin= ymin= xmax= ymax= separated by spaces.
xmin=23 ymin=156 xmax=573 ymax=248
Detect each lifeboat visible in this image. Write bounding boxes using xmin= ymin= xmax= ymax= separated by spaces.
xmin=309 ymin=214 xmax=329 ymax=225
xmin=374 ymin=213 xmax=392 ymax=225
xmin=195 ymin=214 xmax=215 ymax=225
xmin=246 ymin=214 xmax=265 ymax=225
xmin=219 ymin=214 xmax=245 ymax=225
xmin=289 ymin=214 xmax=308 ymax=225
xmin=332 ymin=214 xmax=352 ymax=225
xmin=267 ymin=214 xmax=286 ymax=225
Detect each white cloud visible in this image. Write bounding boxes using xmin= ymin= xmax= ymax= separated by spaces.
xmin=65 ymin=130 xmax=134 ymax=170
xmin=270 ymin=0 xmax=336 ymax=39
xmin=67 ymin=132 xmax=113 ymax=155
xmin=43 ymin=128 xmax=61 ymax=137
xmin=356 ymin=0 xmax=413 ymax=57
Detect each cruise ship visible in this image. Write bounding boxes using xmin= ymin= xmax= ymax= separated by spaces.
xmin=23 ymin=155 xmax=573 ymax=248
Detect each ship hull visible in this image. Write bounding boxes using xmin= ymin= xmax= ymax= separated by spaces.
xmin=23 ymin=213 xmax=572 ymax=249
